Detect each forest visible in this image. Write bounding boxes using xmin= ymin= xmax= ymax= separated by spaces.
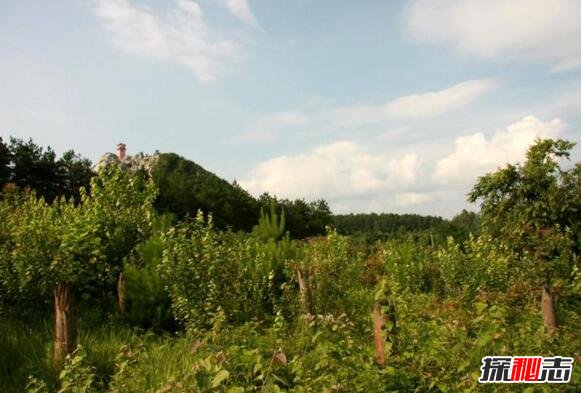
xmin=0 ymin=136 xmax=579 ymax=392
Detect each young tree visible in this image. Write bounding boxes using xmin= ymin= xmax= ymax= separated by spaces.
xmin=0 ymin=165 xmax=156 ymax=368
xmin=256 ymin=202 xmax=286 ymax=240
xmin=257 ymin=194 xmax=333 ymax=238
xmin=468 ymin=139 xmax=580 ymax=330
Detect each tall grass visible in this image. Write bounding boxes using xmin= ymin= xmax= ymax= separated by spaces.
xmin=0 ymin=312 xmax=146 ymax=392
xmin=0 ymin=316 xmax=55 ymax=392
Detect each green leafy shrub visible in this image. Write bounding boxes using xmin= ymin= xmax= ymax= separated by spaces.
xmin=436 ymin=234 xmax=516 ymax=300
xmin=123 ymin=215 xmax=176 ymax=331
xmin=159 ymin=211 xmax=299 ymax=330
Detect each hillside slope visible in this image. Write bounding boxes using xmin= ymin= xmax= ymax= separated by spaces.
xmin=151 ymin=153 xmax=259 ymax=231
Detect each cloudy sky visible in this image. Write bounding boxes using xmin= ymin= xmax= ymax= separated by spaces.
xmin=1 ymin=0 xmax=580 ymax=216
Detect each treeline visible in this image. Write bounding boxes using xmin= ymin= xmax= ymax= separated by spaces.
xmin=333 ymin=210 xmax=480 ymax=244
xmin=0 ymin=138 xmax=333 ymax=238
xmin=333 ymin=212 xmax=444 ymax=235
xmin=132 ymin=152 xmax=334 ymax=236
xmin=0 ymin=137 xmax=93 ymax=203
xmin=1 ymin=136 xmax=478 ymax=241
xmin=256 ymin=193 xmax=332 ymax=239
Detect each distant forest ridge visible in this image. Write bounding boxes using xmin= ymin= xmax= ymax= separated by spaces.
xmin=0 ymin=136 xmax=478 ymax=240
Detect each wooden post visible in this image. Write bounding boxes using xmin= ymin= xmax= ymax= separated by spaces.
xmin=117 ymin=271 xmax=126 ymax=314
xmin=296 ymin=269 xmax=311 ymax=314
xmin=541 ymin=286 xmax=558 ymax=331
xmin=54 ymin=282 xmax=78 ymax=369
xmin=372 ymin=302 xmax=386 ymax=367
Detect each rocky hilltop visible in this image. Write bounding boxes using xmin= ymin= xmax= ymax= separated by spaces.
xmin=93 ymin=149 xmax=160 ymax=174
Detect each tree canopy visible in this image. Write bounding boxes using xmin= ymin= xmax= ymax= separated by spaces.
xmin=0 ymin=137 xmax=93 ymax=203
xmin=469 ymin=138 xmax=580 ymax=330
xmin=150 ymin=153 xmax=259 ymax=231
xmin=0 ymin=165 xmax=156 ymax=298
xmin=469 ymin=138 xmax=580 ymax=259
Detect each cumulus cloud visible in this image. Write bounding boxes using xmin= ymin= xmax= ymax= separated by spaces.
xmin=238 ymin=115 xmax=570 ymax=214
xmin=215 ymin=0 xmax=261 ymax=29
xmin=239 ymin=141 xmax=419 ymax=201
xmin=433 ymin=116 xmax=566 ymax=184
xmin=405 ymin=0 xmax=581 ymax=71
xmin=95 ymin=0 xmax=256 ymax=81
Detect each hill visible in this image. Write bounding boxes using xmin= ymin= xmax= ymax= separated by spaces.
xmin=94 ymin=147 xmax=331 ymax=235
xmin=151 ymin=152 xmax=259 ymax=231
xmin=4 ymin=138 xmax=475 ymax=239
xmin=94 ymin=148 xmax=259 ymax=231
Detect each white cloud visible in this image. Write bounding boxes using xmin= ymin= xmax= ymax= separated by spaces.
xmin=433 ymin=115 xmax=566 ymax=184
xmin=95 ymin=0 xmax=249 ymax=82
xmin=215 ymin=0 xmax=261 ymax=29
xmin=405 ymin=0 xmax=581 ymax=71
xmin=388 ymin=79 xmax=498 ymax=118
xmin=238 ymin=115 xmax=571 ymax=214
xmin=235 ymin=79 xmax=497 ymax=143
xmin=240 ymin=141 xmax=419 ymax=200
xmin=373 ymin=126 xmax=410 ymax=142
xmin=325 ymin=79 xmax=498 ymax=128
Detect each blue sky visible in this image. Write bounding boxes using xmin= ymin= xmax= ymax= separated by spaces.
xmin=1 ymin=0 xmax=580 ymax=216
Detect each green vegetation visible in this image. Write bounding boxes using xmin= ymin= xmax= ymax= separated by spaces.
xmin=0 ymin=165 xmax=156 ymax=368
xmin=152 ymin=153 xmax=334 ymax=237
xmin=1 ymin=138 xmax=579 ymax=392
xmin=333 ymin=212 xmax=444 ymax=236
xmin=151 ymin=153 xmax=259 ymax=231
xmin=0 ymin=137 xmax=93 ymax=203
xmin=333 ymin=210 xmax=481 ymax=244
xmin=257 ymin=194 xmax=332 ymax=239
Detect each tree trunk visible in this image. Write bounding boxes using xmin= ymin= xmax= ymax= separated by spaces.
xmin=296 ymin=269 xmax=311 ymax=314
xmin=372 ymin=302 xmax=386 ymax=367
xmin=117 ymin=271 xmax=126 ymax=314
xmin=54 ymin=282 xmax=78 ymax=369
xmin=541 ymin=286 xmax=558 ymax=331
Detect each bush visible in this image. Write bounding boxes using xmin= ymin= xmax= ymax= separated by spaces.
xmin=159 ymin=211 xmax=299 ymax=330
xmin=436 ymin=234 xmax=516 ymax=300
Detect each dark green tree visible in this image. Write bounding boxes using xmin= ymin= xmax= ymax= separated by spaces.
xmin=333 ymin=211 xmax=445 ymax=241
xmin=9 ymin=137 xmax=61 ymax=202
xmin=258 ymin=193 xmax=332 ymax=238
xmin=1 ymin=137 xmax=94 ymax=203
xmin=151 ymin=153 xmax=258 ymax=231
xmin=469 ymin=138 xmax=580 ymax=330
xmin=0 ymin=137 xmax=10 ymax=188
xmin=57 ymin=150 xmax=94 ymax=203
xmin=433 ymin=210 xmax=481 ymax=244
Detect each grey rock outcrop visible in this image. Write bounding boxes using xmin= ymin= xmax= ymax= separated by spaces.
xmin=93 ymin=151 xmax=160 ymax=174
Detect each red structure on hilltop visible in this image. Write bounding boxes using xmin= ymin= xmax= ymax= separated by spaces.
xmin=116 ymin=143 xmax=126 ymax=160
